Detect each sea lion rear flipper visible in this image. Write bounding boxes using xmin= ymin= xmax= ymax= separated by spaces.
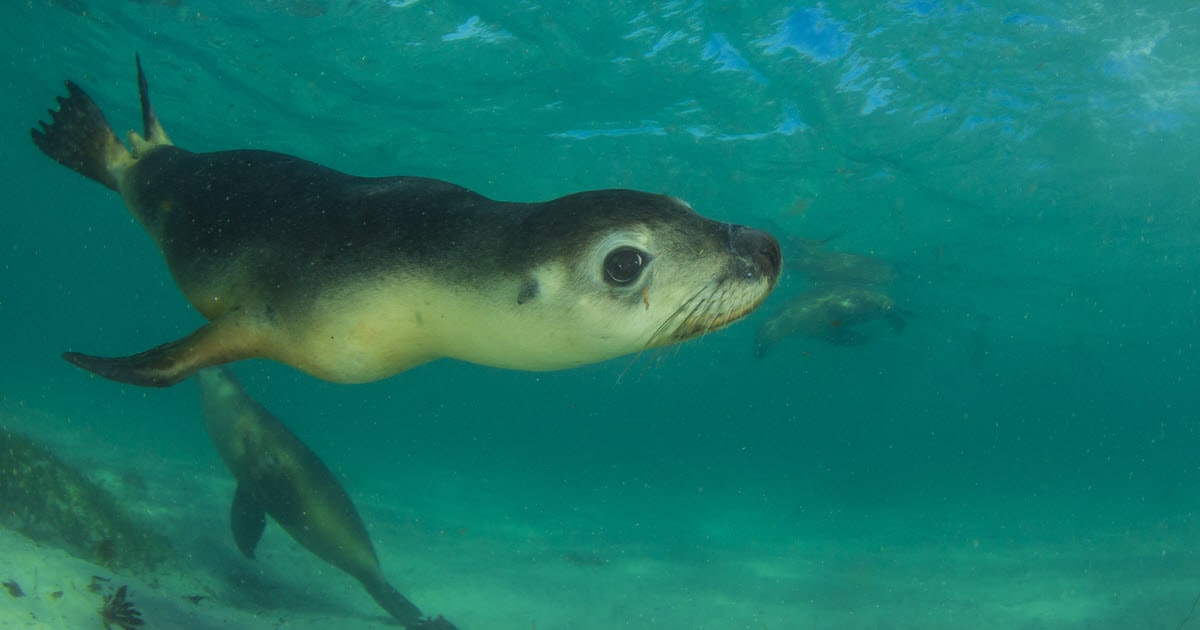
xmin=31 ymin=54 xmax=170 ymax=191
xmin=63 ymin=319 xmax=263 ymax=387
xmin=231 ymin=483 xmax=267 ymax=559
xmin=130 ymin=53 xmax=172 ymax=152
xmin=411 ymin=615 xmax=460 ymax=630
xmin=30 ymin=79 xmax=129 ymax=191
xmin=361 ymin=576 xmax=447 ymax=629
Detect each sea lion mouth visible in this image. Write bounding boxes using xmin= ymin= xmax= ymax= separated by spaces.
xmin=649 ymin=276 xmax=774 ymax=346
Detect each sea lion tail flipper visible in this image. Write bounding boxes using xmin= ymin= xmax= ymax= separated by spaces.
xmin=132 ymin=53 xmax=171 ymax=151
xmin=885 ymin=310 xmax=908 ymax=333
xmin=362 ymin=576 xmax=448 ymax=629
xmin=231 ymin=483 xmax=267 ymax=559
xmin=62 ymin=319 xmax=263 ymax=387
xmin=30 ymin=80 xmax=130 ymax=192
xmin=411 ymin=615 xmax=460 ymax=630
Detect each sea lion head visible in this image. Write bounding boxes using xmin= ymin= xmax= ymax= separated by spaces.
xmin=498 ymin=189 xmax=781 ymax=367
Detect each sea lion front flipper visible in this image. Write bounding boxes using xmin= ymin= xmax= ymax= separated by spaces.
xmin=231 ymin=483 xmax=267 ymax=559
xmin=826 ymin=328 xmax=870 ymax=346
xmin=63 ymin=317 xmax=264 ymax=387
xmin=884 ymin=310 xmax=908 ymax=333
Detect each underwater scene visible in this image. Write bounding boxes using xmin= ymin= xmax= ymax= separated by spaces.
xmin=2 ymin=1 xmax=1199 ymax=628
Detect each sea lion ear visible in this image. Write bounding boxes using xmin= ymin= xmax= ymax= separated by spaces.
xmin=230 ymin=483 xmax=267 ymax=559
xmin=516 ymin=277 xmax=540 ymax=305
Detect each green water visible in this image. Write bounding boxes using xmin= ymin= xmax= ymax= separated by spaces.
xmin=2 ymin=1 xmax=1199 ymax=628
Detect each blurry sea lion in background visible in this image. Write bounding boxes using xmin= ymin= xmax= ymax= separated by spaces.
xmin=788 ymin=246 xmax=897 ymax=286
xmin=780 ymin=232 xmax=896 ymax=286
xmin=196 ymin=368 xmax=456 ymax=630
xmin=754 ymin=284 xmax=908 ymax=356
xmin=30 ymin=56 xmax=780 ymax=388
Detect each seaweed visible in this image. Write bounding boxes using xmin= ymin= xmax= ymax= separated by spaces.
xmin=88 ymin=575 xmax=110 ymax=593
xmin=2 ymin=579 xmax=23 ymax=597
xmin=0 ymin=429 xmax=171 ymax=570
xmin=94 ymin=537 xmax=117 ymax=567
xmin=99 ymin=585 xmax=144 ymax=630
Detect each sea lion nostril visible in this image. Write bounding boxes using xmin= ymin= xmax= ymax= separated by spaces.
xmin=731 ymin=227 xmax=782 ymax=278
xmin=758 ymin=234 xmax=782 ymax=276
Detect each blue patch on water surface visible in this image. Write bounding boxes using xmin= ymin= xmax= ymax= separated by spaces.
xmin=890 ymin=0 xmax=977 ymax=20
xmin=892 ymin=0 xmax=940 ymax=18
xmin=1002 ymin=13 xmax=1060 ymax=29
xmin=986 ymin=87 xmax=1032 ymax=113
xmin=839 ymin=54 xmax=871 ymax=87
xmin=757 ymin=6 xmax=854 ymax=62
xmin=1102 ymin=55 xmax=1147 ymax=80
xmin=442 ymin=15 xmax=513 ymax=43
xmin=681 ymin=102 xmax=807 ymax=141
xmin=702 ymin=33 xmax=767 ymax=84
xmin=645 ymin=30 xmax=689 ymax=58
xmin=863 ymin=82 xmax=894 ymax=114
xmin=776 ymin=101 xmax=808 ymax=134
xmin=838 ymin=55 xmax=894 ymax=115
xmin=1135 ymin=109 xmax=1188 ymax=133
xmin=916 ymin=102 xmax=956 ymax=123
xmin=549 ymin=124 xmax=667 ymax=140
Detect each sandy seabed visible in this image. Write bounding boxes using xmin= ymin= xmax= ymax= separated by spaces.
xmin=2 ymin=410 xmax=1199 ymax=630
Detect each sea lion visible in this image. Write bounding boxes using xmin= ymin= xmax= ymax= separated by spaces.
xmin=780 ymin=233 xmax=896 ymax=286
xmin=30 ymin=56 xmax=781 ymax=387
xmin=195 ymin=367 xmax=456 ymax=629
xmin=788 ymin=247 xmax=897 ymax=286
xmin=754 ymin=284 xmax=907 ymax=356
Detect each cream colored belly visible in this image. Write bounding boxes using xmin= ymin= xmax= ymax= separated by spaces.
xmin=265 ymin=280 xmax=631 ymax=382
xmin=268 ymin=284 xmax=442 ymax=383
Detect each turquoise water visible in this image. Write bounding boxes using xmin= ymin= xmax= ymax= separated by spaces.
xmin=2 ymin=1 xmax=1200 ymax=628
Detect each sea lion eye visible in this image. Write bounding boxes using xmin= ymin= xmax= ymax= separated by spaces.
xmin=603 ymin=247 xmax=647 ymax=286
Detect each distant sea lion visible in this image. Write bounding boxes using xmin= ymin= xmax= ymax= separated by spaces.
xmin=754 ymin=284 xmax=907 ymax=355
xmin=788 ymin=247 xmax=897 ymax=286
xmin=196 ymin=367 xmax=455 ymax=629
xmin=781 ymin=233 xmax=896 ymax=286
xmin=31 ymin=56 xmax=781 ymax=387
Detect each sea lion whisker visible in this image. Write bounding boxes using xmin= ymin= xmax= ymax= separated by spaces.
xmin=681 ymin=278 xmax=739 ymax=342
xmin=647 ymin=286 xmax=703 ymax=346
xmin=693 ymin=281 xmax=734 ymax=341
xmin=616 ymin=350 xmax=646 ymax=384
xmin=655 ymin=282 xmax=716 ymax=344
xmin=616 ymin=344 xmax=676 ymax=383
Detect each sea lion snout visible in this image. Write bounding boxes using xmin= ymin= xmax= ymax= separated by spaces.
xmin=728 ymin=226 xmax=782 ymax=287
